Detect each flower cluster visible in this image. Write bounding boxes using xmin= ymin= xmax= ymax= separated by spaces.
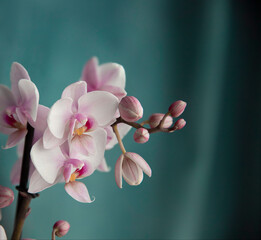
xmin=0 ymin=57 xmax=187 ymax=238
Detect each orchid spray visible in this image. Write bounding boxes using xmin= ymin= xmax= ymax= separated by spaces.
xmin=0 ymin=58 xmax=187 ymax=239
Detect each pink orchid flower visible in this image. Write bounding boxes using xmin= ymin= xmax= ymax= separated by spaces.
xmin=81 ymin=57 xmax=126 ymax=100
xmin=0 ymin=62 xmax=39 ymax=148
xmin=81 ymin=57 xmax=131 ymax=166
xmin=42 ymin=81 xmax=119 ymax=159
xmin=29 ymin=134 xmax=106 ymax=202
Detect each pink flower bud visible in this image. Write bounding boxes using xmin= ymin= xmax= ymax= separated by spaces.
xmin=148 ymin=113 xmax=173 ymax=128
xmin=53 ymin=220 xmax=70 ymax=237
xmin=119 ymin=96 xmax=143 ymax=122
xmin=133 ymin=128 xmax=150 ymax=143
xmin=0 ymin=185 xmax=14 ymax=208
xmin=173 ymin=119 xmax=186 ymax=130
xmin=168 ymin=100 xmax=187 ymax=118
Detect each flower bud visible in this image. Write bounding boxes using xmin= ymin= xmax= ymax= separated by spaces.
xmin=0 ymin=185 xmax=14 ymax=208
xmin=133 ymin=128 xmax=150 ymax=143
xmin=53 ymin=220 xmax=70 ymax=237
xmin=148 ymin=113 xmax=173 ymax=128
xmin=119 ymin=96 xmax=143 ymax=122
xmin=168 ymin=100 xmax=187 ymax=118
xmin=173 ymin=119 xmax=186 ymax=130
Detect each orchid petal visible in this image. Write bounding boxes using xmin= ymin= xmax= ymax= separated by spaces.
xmin=83 ymin=128 xmax=107 ymax=169
xmin=64 ymin=181 xmax=93 ymax=203
xmin=115 ymin=154 xmax=124 ymax=188
xmin=48 ymin=98 xmax=73 ymax=139
xmin=0 ymin=85 xmax=15 ymax=112
xmin=99 ymin=62 xmax=126 ymax=89
xmin=43 ymin=127 xmax=66 ymax=149
xmin=97 ymin=158 xmax=110 ymax=172
xmin=28 ymin=170 xmax=62 ymax=193
xmin=18 ymin=79 xmax=39 ymax=122
xmin=15 ymin=107 xmax=27 ymax=126
xmin=70 ymin=134 xmax=96 ymax=158
xmin=0 ymin=225 xmax=7 ymax=240
xmin=4 ymin=129 xmax=27 ymax=149
xmin=82 ymin=57 xmax=99 ymax=91
xmin=99 ymin=85 xmax=127 ymax=100
xmin=122 ymin=157 xmax=143 ymax=186
xmin=75 ymin=160 xmax=94 ymax=179
xmin=62 ymin=81 xmax=87 ymax=111
xmin=10 ymin=62 xmax=30 ymax=103
xmin=78 ymin=91 xmax=119 ymax=127
xmin=125 ymin=152 xmax=152 ymax=177
xmin=63 ymin=164 xmax=73 ymax=183
xmin=31 ymin=139 xmax=65 ymax=184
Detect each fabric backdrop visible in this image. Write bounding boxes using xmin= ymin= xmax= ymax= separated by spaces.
xmin=0 ymin=0 xmax=260 ymax=239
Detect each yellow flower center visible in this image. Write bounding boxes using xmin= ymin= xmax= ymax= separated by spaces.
xmin=74 ymin=126 xmax=87 ymax=136
xmin=69 ymin=172 xmax=79 ymax=182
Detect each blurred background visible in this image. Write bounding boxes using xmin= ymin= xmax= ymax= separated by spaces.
xmin=0 ymin=0 xmax=260 ymax=239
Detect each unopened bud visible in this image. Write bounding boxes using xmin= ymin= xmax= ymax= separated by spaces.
xmin=168 ymin=100 xmax=187 ymax=118
xmin=119 ymin=96 xmax=143 ymax=122
xmin=0 ymin=185 xmax=14 ymax=208
xmin=148 ymin=113 xmax=173 ymax=128
xmin=53 ymin=220 xmax=70 ymax=237
xmin=173 ymin=119 xmax=186 ymax=130
xmin=134 ymin=128 xmax=150 ymax=143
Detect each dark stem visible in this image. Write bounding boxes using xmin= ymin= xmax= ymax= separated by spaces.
xmin=11 ymin=123 xmax=35 ymax=240
xmin=111 ymin=116 xmax=178 ymax=134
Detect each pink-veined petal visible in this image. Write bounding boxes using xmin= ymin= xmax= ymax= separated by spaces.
xmin=122 ymin=157 xmax=143 ymax=186
xmin=125 ymin=152 xmax=152 ymax=177
xmin=78 ymin=91 xmax=119 ymax=127
xmin=99 ymin=63 xmax=126 ymax=89
xmin=62 ymin=81 xmax=87 ymax=112
xmin=70 ymin=134 xmax=96 ymax=159
xmin=48 ymin=98 xmax=73 ymax=139
xmin=82 ymin=128 xmax=106 ymax=169
xmin=115 ymin=154 xmax=124 ymax=188
xmin=0 ymin=85 xmax=15 ymax=112
xmin=42 ymin=127 xmax=66 ymax=149
xmin=31 ymin=139 xmax=65 ymax=184
xmin=10 ymin=62 xmax=30 ymax=103
xmin=28 ymin=170 xmax=63 ymax=193
xmin=81 ymin=57 xmax=99 ymax=91
xmin=99 ymin=85 xmax=127 ymax=100
xmin=97 ymin=158 xmax=110 ymax=172
xmin=4 ymin=129 xmax=27 ymax=149
xmin=0 ymin=225 xmax=7 ymax=240
xmin=64 ymin=181 xmax=93 ymax=203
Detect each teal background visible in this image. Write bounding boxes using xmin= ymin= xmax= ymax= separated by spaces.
xmin=0 ymin=0 xmax=260 ymax=239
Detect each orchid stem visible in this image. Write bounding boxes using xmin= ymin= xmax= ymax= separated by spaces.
xmin=11 ymin=123 xmax=35 ymax=240
xmin=112 ymin=124 xmax=126 ymax=154
xmin=112 ymin=116 xmax=178 ymax=134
